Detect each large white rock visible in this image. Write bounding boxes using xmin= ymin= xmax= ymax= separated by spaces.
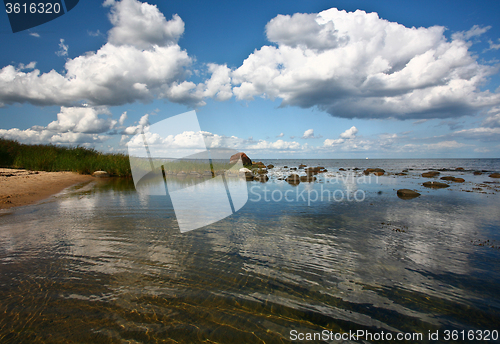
xmin=92 ymin=170 xmax=109 ymax=178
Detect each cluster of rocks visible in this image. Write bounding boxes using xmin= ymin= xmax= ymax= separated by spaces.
xmin=228 ymin=153 xmax=500 ymax=197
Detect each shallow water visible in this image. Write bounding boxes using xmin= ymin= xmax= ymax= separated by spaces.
xmin=1 ymin=159 xmax=500 ymax=343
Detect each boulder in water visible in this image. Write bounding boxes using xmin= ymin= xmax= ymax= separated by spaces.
xmin=397 ymin=189 xmax=421 ymax=199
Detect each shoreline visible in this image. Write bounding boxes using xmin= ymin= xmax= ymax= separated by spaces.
xmin=0 ymin=168 xmax=95 ymax=210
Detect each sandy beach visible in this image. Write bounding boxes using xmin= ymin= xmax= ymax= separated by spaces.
xmin=0 ymin=168 xmax=94 ymax=209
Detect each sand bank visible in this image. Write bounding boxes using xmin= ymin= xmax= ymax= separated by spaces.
xmin=0 ymin=168 xmax=94 ymax=209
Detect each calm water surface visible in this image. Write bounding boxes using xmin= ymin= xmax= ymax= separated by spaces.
xmin=1 ymin=159 xmax=500 ymax=343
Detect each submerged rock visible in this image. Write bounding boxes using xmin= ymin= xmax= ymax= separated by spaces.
xmin=300 ymin=175 xmax=317 ymax=182
xmin=267 ymin=164 xmax=274 ymax=169
xmin=473 ymin=171 xmax=482 ymax=175
xmin=254 ymin=174 xmax=269 ymax=182
xmin=397 ymin=189 xmax=421 ymax=199
xmin=364 ymin=168 xmax=385 ymax=176
xmin=440 ymin=176 xmax=455 ymax=181
xmin=243 ymin=172 xmax=255 ymax=180
xmin=253 ymin=161 xmax=266 ymax=168
xmin=490 ymin=173 xmax=500 ymax=178
xmin=305 ymin=167 xmax=320 ymax=175
xmin=423 ymin=181 xmax=449 ymax=188
xmin=422 ymin=171 xmax=440 ymax=178
xmin=286 ymin=174 xmax=301 ymax=185
xmin=298 ymin=164 xmax=307 ymax=169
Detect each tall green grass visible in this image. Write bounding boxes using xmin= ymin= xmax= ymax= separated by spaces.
xmin=0 ymin=138 xmax=131 ymax=177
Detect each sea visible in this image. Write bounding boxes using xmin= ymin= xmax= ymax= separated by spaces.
xmin=1 ymin=158 xmax=500 ymax=343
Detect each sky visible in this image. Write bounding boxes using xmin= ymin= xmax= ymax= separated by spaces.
xmin=1 ymin=0 xmax=500 ymax=159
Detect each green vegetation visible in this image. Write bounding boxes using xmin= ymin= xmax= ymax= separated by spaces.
xmin=0 ymin=138 xmax=131 ymax=177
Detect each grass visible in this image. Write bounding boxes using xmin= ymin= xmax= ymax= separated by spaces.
xmin=0 ymin=138 xmax=131 ymax=177
xmin=0 ymin=139 xmax=249 ymax=177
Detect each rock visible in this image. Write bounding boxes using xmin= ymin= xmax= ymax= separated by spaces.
xmin=489 ymin=173 xmax=500 ymax=178
xmin=364 ymin=168 xmax=385 ymax=176
xmin=267 ymin=164 xmax=274 ymax=169
xmin=300 ymin=175 xmax=317 ymax=182
xmin=286 ymin=174 xmax=301 ymax=184
xmin=422 ymin=171 xmax=440 ymax=178
xmin=353 ymin=167 xmax=360 ymax=171
xmin=396 ymin=173 xmax=407 ymax=176
xmin=252 ymin=161 xmax=266 ymax=168
xmin=455 ymin=167 xmax=464 ymax=171
xmin=230 ymin=152 xmax=252 ymax=166
xmin=298 ymin=164 xmax=307 ymax=169
xmin=290 ymin=167 xmax=297 ymax=171
xmin=283 ymin=166 xmax=288 ymax=168
xmin=339 ymin=168 xmax=346 ymax=171
xmin=473 ymin=171 xmax=482 ymax=175
xmin=254 ymin=174 xmax=269 ymax=182
xmin=423 ymin=181 xmax=449 ymax=188
xmin=92 ymin=170 xmax=109 ymax=178
xmin=397 ymin=189 xmax=421 ymax=199
xmin=243 ymin=172 xmax=255 ymax=180
xmin=402 ymin=169 xmax=409 ymax=172
xmin=305 ymin=167 xmax=320 ymax=175
xmin=440 ymin=176 xmax=464 ymax=183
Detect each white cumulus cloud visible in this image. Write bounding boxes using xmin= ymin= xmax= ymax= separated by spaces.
xmin=0 ymin=0 xmax=227 ymax=108
xmin=324 ymin=126 xmax=358 ymax=146
xmin=232 ymin=9 xmax=500 ymax=120
xmin=105 ymin=0 xmax=184 ymax=49
xmin=302 ymin=129 xmax=322 ymax=139
xmin=340 ymin=126 xmax=358 ymax=139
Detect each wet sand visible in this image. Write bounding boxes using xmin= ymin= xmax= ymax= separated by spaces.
xmin=0 ymin=168 xmax=94 ymax=209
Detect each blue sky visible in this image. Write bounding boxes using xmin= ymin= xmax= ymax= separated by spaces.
xmin=1 ymin=0 xmax=500 ymax=158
